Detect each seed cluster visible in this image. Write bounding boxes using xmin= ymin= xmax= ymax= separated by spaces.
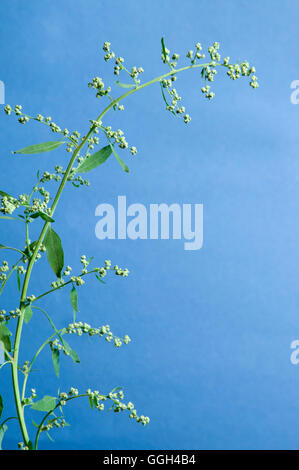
xmin=49 ymin=257 xmax=129 ymax=290
xmin=0 ymin=307 xmax=22 ymax=322
xmin=159 ymin=39 xmax=259 ymax=122
xmin=64 ymin=321 xmax=131 ymax=348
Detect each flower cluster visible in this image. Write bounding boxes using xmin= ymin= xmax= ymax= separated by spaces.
xmin=18 ymin=442 xmax=29 ymax=451
xmin=64 ymin=321 xmax=131 ymax=348
xmin=4 ymin=105 xmax=72 ymax=141
xmin=29 ymin=386 xmax=150 ymax=429
xmin=69 ymin=275 xmax=85 ymax=286
xmin=86 ymin=387 xmax=150 ymax=426
xmin=0 ymin=194 xmax=20 ymax=215
xmin=0 ymin=307 xmax=21 ymax=322
xmin=49 ymin=338 xmax=69 ymax=356
xmin=48 ymin=257 xmax=129 ymax=291
xmin=26 ymin=294 xmax=36 ymax=303
xmin=102 ymin=41 xmax=144 ymax=86
xmin=17 ymin=265 xmax=26 ymax=275
xmin=50 ymin=278 xmax=66 ymax=289
xmin=226 ymin=61 xmax=258 ymax=88
xmin=39 ymin=416 xmax=67 ymax=433
xmin=160 ymin=79 xmax=191 ymax=124
xmin=0 ymin=260 xmax=9 ymax=283
xmin=0 ymin=186 xmax=52 ymax=220
xmin=159 ymin=39 xmax=259 ymax=116
xmin=40 ymin=164 xmax=90 ymax=189
xmin=101 ymin=124 xmax=137 ymax=155
xmin=21 ymin=388 xmax=37 ymax=406
xmin=88 ymin=76 xmax=111 ymax=99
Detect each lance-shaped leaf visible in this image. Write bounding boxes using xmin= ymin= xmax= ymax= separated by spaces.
xmin=115 ymin=81 xmax=135 ymax=89
xmin=16 ymin=271 xmax=21 ymax=291
xmin=70 ymin=286 xmax=78 ymax=322
xmin=61 ymin=338 xmax=80 ymax=363
xmin=161 ymin=36 xmax=167 ymax=61
xmin=0 ymin=216 xmax=19 ymax=221
xmin=70 ymin=286 xmax=78 ymax=312
xmin=109 ymin=144 xmax=129 ymax=173
xmin=0 ymin=190 xmax=13 ymax=198
xmin=0 ymin=325 xmax=12 ymax=356
xmin=24 ymin=306 xmax=33 ymax=324
xmin=88 ymin=396 xmax=94 ymax=409
xmin=44 ymin=226 xmax=64 ymax=278
xmin=0 ymin=424 xmax=7 ymax=450
xmin=35 ymin=306 xmax=80 ymax=364
xmin=31 ymin=396 xmax=57 ymax=412
xmin=95 ymin=274 xmax=106 ymax=284
xmin=76 ymin=145 xmax=112 ymax=173
xmin=13 ymin=140 xmax=65 ymax=155
xmin=30 ymin=211 xmax=55 ymax=223
xmin=27 ymin=441 xmax=33 ymax=450
xmin=51 ymin=349 xmax=60 ymax=378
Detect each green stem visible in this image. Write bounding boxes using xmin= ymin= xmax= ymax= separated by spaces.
xmin=10 ymin=60 xmax=215 ymax=447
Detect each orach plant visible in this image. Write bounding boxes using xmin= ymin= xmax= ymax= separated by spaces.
xmin=0 ymin=38 xmax=258 ymax=450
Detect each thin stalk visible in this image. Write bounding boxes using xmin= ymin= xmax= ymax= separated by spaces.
xmin=31 ymin=269 xmax=98 ymax=304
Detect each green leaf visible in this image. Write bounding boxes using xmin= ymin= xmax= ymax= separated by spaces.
xmin=24 ymin=306 xmax=33 ymax=324
xmin=30 ymin=211 xmax=55 ymax=223
xmin=93 ymin=396 xmax=98 ymax=407
xmin=0 ymin=216 xmax=19 ymax=221
xmin=0 ymin=325 xmax=12 ymax=355
xmin=70 ymin=286 xmax=78 ymax=313
xmin=88 ymin=396 xmax=94 ymax=409
xmin=0 ymin=424 xmax=7 ymax=450
xmin=44 ymin=225 xmax=64 ymax=278
xmin=27 ymin=440 xmax=33 ymax=450
xmin=76 ymin=145 xmax=112 ymax=173
xmin=70 ymin=286 xmax=78 ymax=322
xmin=31 ymin=396 xmax=57 ymax=412
xmin=161 ymin=36 xmax=167 ymax=61
xmin=46 ymin=432 xmax=54 ymax=442
xmin=16 ymin=270 xmax=21 ymax=291
xmin=109 ymin=144 xmax=129 ymax=173
xmin=13 ymin=140 xmax=65 ymax=155
xmin=110 ymin=386 xmax=123 ymax=394
xmin=95 ymin=274 xmax=106 ymax=284
xmin=0 ymin=190 xmax=12 ymax=198
xmin=61 ymin=339 xmax=80 ymax=363
xmin=51 ymin=349 xmax=60 ymax=378
xmin=0 ymin=395 xmax=3 ymax=419
xmin=115 ymin=81 xmax=135 ymax=89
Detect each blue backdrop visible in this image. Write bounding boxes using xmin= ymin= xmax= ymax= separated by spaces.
xmin=0 ymin=0 xmax=299 ymax=450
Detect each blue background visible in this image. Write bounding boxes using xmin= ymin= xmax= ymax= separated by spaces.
xmin=0 ymin=0 xmax=299 ymax=450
